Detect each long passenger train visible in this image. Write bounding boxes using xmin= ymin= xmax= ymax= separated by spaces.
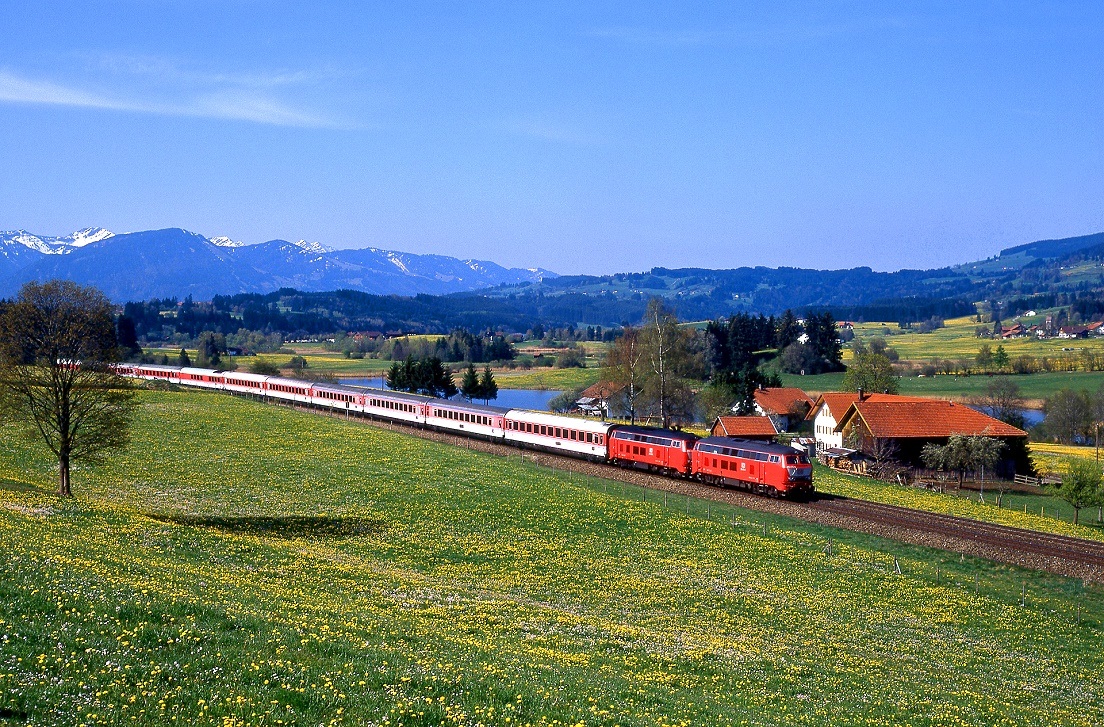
xmin=116 ymin=363 xmax=813 ymax=497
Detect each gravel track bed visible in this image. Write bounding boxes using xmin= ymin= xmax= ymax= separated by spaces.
xmin=297 ymin=402 xmax=1104 ymax=582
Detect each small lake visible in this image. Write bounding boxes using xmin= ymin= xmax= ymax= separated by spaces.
xmin=971 ymin=405 xmax=1044 ymax=428
xmin=341 ymin=377 xmax=563 ymax=412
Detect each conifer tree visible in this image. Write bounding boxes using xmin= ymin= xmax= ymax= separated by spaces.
xmin=479 ymin=366 xmax=498 ymax=404
xmin=460 ymin=363 xmax=480 ymax=401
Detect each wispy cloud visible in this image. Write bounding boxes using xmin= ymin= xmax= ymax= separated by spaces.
xmin=90 ymin=53 xmax=338 ymax=89
xmin=0 ymin=67 xmax=351 ymax=129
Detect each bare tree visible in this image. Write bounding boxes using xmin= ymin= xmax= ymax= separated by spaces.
xmin=639 ymin=298 xmax=697 ymax=428
xmin=603 ymin=325 xmax=644 ymax=424
xmin=1043 ymin=389 xmax=1092 ymax=444
xmin=970 ymin=378 xmax=1026 ymax=429
xmin=643 ymin=299 xmax=678 ymax=428
xmin=0 ymin=281 xmax=136 ymax=497
xmin=868 ymin=438 xmax=903 ymax=480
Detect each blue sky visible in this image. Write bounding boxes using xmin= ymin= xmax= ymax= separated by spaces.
xmin=1 ymin=2 xmax=1102 ymax=275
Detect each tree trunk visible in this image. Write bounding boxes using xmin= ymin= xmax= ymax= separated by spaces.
xmin=1073 ymin=507 xmax=1079 ymax=526
xmin=58 ymin=454 xmax=72 ymax=498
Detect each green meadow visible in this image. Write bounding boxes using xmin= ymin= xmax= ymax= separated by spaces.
xmin=780 ymin=369 xmax=1104 ymax=404
xmin=1 ymin=389 xmax=1103 ymax=726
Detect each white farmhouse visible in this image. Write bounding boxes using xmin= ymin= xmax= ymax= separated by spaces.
xmin=806 ymin=393 xmax=860 ymax=453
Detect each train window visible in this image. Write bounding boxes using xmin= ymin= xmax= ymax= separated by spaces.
xmin=770 ymin=455 xmax=781 ymax=463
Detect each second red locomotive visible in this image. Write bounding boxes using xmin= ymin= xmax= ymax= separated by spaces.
xmin=692 ymin=437 xmax=813 ymax=498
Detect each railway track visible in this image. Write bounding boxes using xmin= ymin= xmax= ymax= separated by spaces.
xmin=279 ymin=397 xmax=1104 ymax=582
xmin=807 ymin=498 xmax=1104 ymax=570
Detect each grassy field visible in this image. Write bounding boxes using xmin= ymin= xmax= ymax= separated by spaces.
xmin=493 ymin=367 xmax=602 ymax=391
xmin=2 ymin=390 xmax=1104 ymax=726
xmin=847 ymin=315 xmax=1104 ymax=363
xmin=781 ymin=369 xmax=1104 ymax=403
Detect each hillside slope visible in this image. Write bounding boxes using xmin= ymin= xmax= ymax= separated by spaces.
xmin=1 ymin=390 xmax=1101 ymax=726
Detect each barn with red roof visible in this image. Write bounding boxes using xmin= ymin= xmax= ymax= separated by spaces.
xmin=710 ymin=415 xmax=778 ymax=441
xmin=752 ymin=387 xmax=814 ymax=432
xmin=834 ymin=397 xmax=1030 ymax=476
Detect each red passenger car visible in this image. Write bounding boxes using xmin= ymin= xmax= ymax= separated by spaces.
xmin=608 ymin=426 xmax=699 ymax=477
xmin=691 ymin=437 xmax=813 ymax=497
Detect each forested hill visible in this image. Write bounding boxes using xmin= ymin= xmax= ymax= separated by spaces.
xmin=120 ymin=226 xmax=1104 ymax=337
xmin=488 ymin=265 xmax=979 ymax=319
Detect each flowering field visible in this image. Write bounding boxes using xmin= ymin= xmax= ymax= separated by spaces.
xmin=1031 ymin=442 xmax=1103 ymax=472
xmin=1 ymin=390 xmax=1103 ymax=726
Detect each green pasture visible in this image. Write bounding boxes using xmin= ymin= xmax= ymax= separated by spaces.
xmin=2 ymin=390 xmax=1104 ymax=726
xmin=781 ymin=370 xmax=1104 ymax=403
xmin=494 ymin=366 xmax=602 ymax=391
xmin=847 ymin=315 xmax=1104 ymax=363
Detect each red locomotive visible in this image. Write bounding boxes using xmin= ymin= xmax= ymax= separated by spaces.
xmin=608 ymin=426 xmax=699 ymax=476
xmin=691 ymin=437 xmax=813 ymax=498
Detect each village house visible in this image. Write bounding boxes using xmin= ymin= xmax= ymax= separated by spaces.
xmin=806 ymin=392 xmax=861 ymax=453
xmin=1058 ymin=322 xmax=1104 ymax=339
xmin=752 ymin=387 xmax=814 ymax=432
xmin=806 ymin=391 xmax=929 ymax=454
xmin=834 ymin=397 xmax=1030 ymax=477
xmin=710 ymin=416 xmax=777 ymax=441
xmin=572 ymin=381 xmax=630 ymax=419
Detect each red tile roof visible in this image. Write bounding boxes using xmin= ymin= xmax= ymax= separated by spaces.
xmin=753 ymin=387 xmax=813 ymax=416
xmin=838 ymin=399 xmax=1027 ymax=439
xmin=711 ymin=416 xmax=778 ymax=438
xmin=806 ymin=392 xmax=860 ymax=421
xmin=807 ymin=392 xmax=930 ymax=420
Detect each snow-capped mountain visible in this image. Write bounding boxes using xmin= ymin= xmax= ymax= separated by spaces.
xmin=0 ymin=227 xmax=556 ymax=301
xmin=208 ymin=236 xmax=248 ymax=248
xmin=292 ymin=239 xmax=334 ymax=255
xmin=0 ymin=227 xmax=114 ymax=255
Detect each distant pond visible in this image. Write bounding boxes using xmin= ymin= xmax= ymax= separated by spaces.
xmin=341 ymin=377 xmax=563 ymax=412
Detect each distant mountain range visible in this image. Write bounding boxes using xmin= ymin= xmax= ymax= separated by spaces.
xmin=5 ymin=225 xmax=1104 ymax=323
xmin=0 ymin=228 xmax=556 ymax=301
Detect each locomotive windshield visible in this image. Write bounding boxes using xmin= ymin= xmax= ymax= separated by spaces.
xmin=785 ymin=454 xmax=809 ymax=465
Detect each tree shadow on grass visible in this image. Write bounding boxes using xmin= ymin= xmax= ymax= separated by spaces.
xmin=143 ymin=514 xmax=385 ymax=539
xmin=0 ymin=706 xmax=29 ymax=723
